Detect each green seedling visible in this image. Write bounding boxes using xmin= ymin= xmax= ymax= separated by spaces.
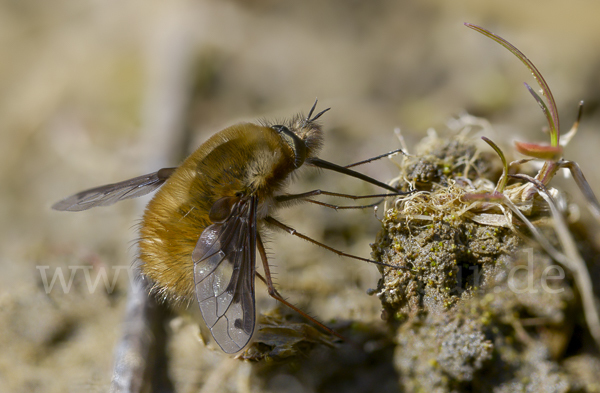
xmin=481 ymin=136 xmax=508 ymax=193
xmin=465 ymin=23 xmax=600 ymax=219
xmin=464 ymin=23 xmax=600 ymax=347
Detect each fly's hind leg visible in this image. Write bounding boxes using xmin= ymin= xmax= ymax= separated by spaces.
xmin=255 ymin=232 xmax=346 ymax=343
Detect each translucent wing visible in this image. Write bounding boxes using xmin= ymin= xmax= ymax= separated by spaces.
xmin=193 ymin=196 xmax=257 ymax=353
xmin=52 ymin=168 xmax=176 ymax=211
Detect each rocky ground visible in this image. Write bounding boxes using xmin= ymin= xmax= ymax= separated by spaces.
xmin=2 ymin=1 xmax=600 ymax=392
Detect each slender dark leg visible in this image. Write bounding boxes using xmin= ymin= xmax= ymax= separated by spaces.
xmin=255 ymin=232 xmax=346 ymax=342
xmin=263 ymin=216 xmax=406 ymax=270
xmin=275 ymin=189 xmax=401 ymax=203
xmin=275 ymin=190 xmax=398 ymax=210
xmin=344 ymin=148 xmax=407 ymax=168
xmin=302 ymin=198 xmax=383 ymax=210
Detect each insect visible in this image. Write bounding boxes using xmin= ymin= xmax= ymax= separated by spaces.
xmin=53 ymin=101 xmax=406 ymax=353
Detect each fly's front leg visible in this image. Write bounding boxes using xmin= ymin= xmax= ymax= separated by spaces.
xmin=343 ymin=148 xmax=407 ymax=168
xmin=263 ymin=216 xmax=405 ymax=269
xmin=274 ymin=190 xmax=402 ymax=210
xmin=302 ymin=198 xmax=383 ymax=210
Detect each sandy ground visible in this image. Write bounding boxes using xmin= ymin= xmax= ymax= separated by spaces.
xmin=1 ymin=1 xmax=600 ymax=392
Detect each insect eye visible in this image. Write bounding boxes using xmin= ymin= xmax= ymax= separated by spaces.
xmin=272 ymin=125 xmax=307 ymax=168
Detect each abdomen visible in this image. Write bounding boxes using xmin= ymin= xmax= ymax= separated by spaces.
xmin=138 ymin=123 xmax=290 ymax=303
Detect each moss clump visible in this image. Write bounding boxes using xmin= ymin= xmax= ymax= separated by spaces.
xmin=373 ymin=187 xmax=519 ymax=318
xmin=373 ymin=130 xmax=519 ymax=320
xmin=394 ymin=312 xmax=493 ymax=391
xmin=371 ymin=124 xmax=585 ymax=391
xmin=394 ymin=129 xmax=492 ymax=192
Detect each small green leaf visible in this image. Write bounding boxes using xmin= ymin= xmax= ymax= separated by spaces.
xmin=524 ymin=83 xmax=557 ymax=146
xmin=465 ymin=23 xmax=560 ymax=146
xmin=481 ymin=137 xmax=508 ymax=192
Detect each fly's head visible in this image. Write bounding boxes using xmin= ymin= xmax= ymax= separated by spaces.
xmin=268 ymin=100 xmax=328 ymax=169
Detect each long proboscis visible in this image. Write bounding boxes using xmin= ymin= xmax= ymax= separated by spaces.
xmin=307 ymin=157 xmax=406 ymax=194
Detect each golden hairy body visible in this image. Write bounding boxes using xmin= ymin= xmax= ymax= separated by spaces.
xmin=139 ymin=123 xmax=298 ymax=303
xmin=52 ymin=102 xmax=401 ymax=353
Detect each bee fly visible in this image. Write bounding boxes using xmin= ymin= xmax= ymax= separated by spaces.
xmin=53 ymin=101 xmax=409 ymax=353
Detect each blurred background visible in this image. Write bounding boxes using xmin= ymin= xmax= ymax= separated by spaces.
xmin=2 ymin=0 xmax=600 ymax=392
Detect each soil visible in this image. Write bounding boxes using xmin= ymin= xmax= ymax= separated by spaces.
xmin=2 ymin=1 xmax=600 ymax=392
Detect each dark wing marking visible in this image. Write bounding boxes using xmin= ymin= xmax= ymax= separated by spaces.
xmin=52 ymin=168 xmax=176 ymax=211
xmin=193 ymin=196 xmax=257 ymax=354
